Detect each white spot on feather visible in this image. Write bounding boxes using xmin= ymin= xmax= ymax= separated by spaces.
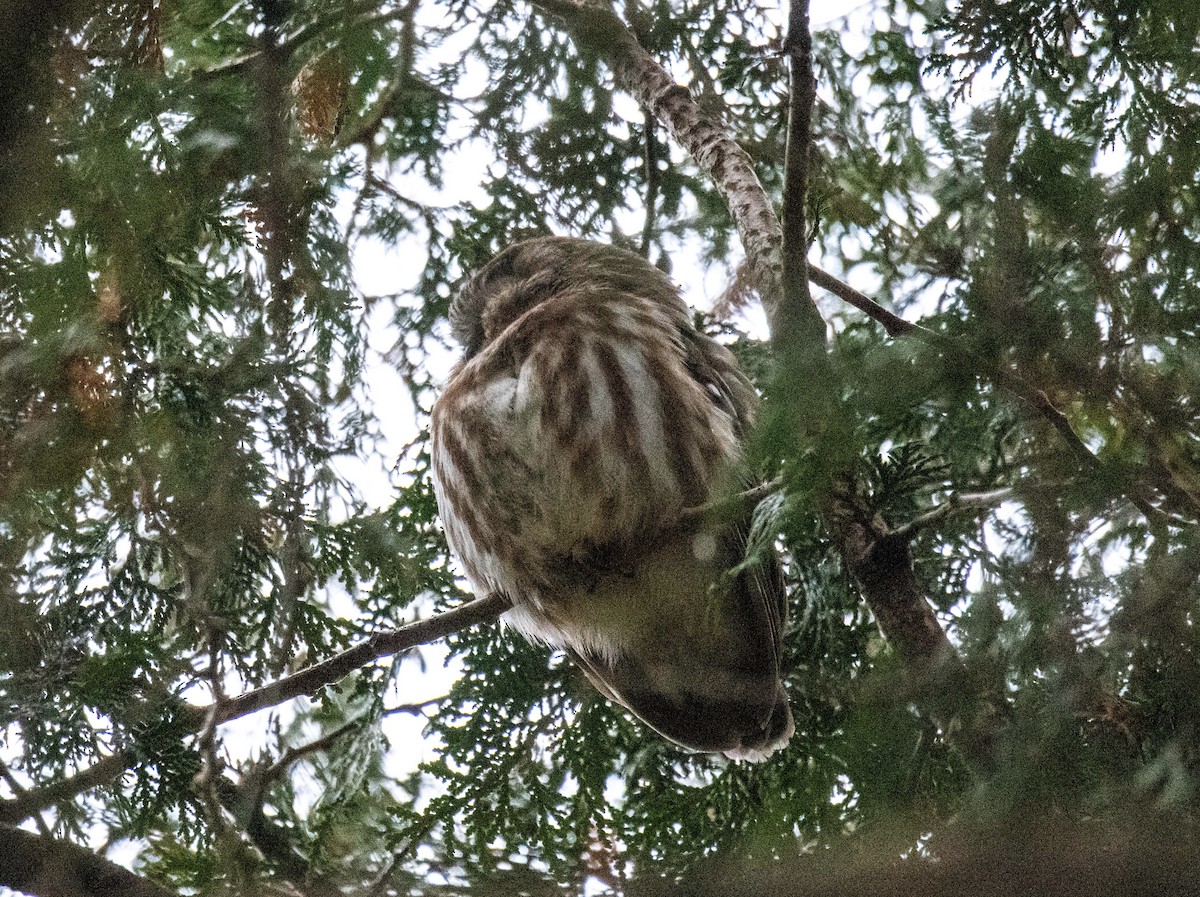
xmin=692 ymin=531 xmax=718 ymax=563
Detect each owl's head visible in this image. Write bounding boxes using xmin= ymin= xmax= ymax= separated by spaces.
xmin=449 ymin=237 xmax=677 ymax=359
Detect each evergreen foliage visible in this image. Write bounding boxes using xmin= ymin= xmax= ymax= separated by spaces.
xmin=1 ymin=0 xmax=1199 ymax=894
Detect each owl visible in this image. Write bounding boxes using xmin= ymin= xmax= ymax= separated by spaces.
xmin=430 ymin=237 xmax=793 ymax=761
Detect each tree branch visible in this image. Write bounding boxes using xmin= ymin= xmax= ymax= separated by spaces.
xmin=0 ymin=753 xmax=132 ymax=825
xmin=807 ymin=264 xmax=921 ymax=337
xmin=0 ymin=824 xmax=176 ymax=897
xmin=889 ymin=487 xmax=1016 ymax=542
xmin=531 ymin=0 xmax=788 ymax=321
xmin=0 ymin=593 xmax=511 ymax=825
xmin=0 ymin=758 xmax=51 ymax=838
xmin=262 ymin=718 xmax=362 ymax=783
xmin=192 ymin=591 xmax=511 ymax=729
xmin=777 ymin=0 xmax=821 ymax=348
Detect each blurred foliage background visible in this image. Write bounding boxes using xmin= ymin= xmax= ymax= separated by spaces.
xmin=1 ymin=0 xmax=1200 ymax=894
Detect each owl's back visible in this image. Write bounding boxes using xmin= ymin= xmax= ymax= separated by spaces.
xmin=431 ymin=237 xmax=792 ymax=760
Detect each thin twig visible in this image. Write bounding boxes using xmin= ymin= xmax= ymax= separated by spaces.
xmin=384 ymin=694 xmax=449 ymax=715
xmin=678 ymin=480 xmax=782 ymax=524
xmin=808 ymin=264 xmax=922 ymax=338
xmin=889 ymin=487 xmax=1017 ymax=542
xmin=262 ymin=718 xmax=361 ymax=782
xmin=191 ymin=0 xmax=416 ymax=82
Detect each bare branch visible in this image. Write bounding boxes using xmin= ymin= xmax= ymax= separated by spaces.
xmin=385 ymin=694 xmax=449 ymax=715
xmin=808 ymin=264 xmax=922 ymax=338
xmin=195 ymin=592 xmax=511 ymax=729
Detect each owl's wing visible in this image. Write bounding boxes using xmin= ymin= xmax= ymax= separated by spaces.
xmin=684 ymin=328 xmax=789 ymax=690
xmin=567 ymin=333 xmax=793 ymax=760
xmin=430 ymin=354 xmax=550 ymax=600
xmin=567 ymin=518 xmax=792 ymax=759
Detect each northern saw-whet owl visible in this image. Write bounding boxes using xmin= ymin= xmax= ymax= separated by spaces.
xmin=430 ymin=237 xmax=793 ymax=761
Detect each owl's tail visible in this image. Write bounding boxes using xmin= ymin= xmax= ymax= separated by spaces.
xmin=566 ymin=526 xmax=794 ymax=761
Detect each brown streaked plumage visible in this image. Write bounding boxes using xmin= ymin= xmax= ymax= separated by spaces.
xmin=430 ymin=236 xmax=792 ymax=760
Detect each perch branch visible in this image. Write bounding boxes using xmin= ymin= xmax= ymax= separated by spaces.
xmin=0 ymin=593 xmax=510 ymax=825
xmin=179 ymin=591 xmax=511 ymax=729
